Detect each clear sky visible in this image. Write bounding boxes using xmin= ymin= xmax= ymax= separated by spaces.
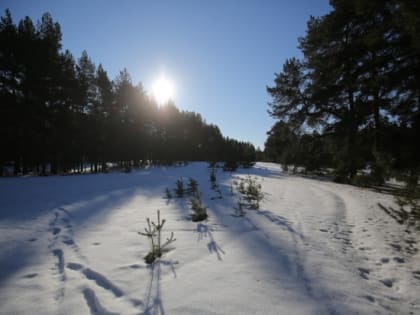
xmin=1 ymin=0 xmax=331 ymax=149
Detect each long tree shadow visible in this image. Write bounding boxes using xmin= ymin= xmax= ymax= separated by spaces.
xmin=195 ymin=222 xmax=225 ymax=261
xmin=255 ymin=210 xmax=305 ymax=240
xmin=142 ymin=259 xmax=177 ymax=315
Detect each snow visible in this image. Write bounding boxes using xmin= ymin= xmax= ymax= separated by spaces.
xmin=0 ymin=162 xmax=419 ymax=314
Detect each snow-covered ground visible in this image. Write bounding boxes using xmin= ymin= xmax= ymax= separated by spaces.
xmin=0 ymin=162 xmax=419 ymax=315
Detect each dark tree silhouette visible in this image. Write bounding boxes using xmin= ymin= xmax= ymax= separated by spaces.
xmin=266 ymin=0 xmax=420 ymax=184
xmin=0 ymin=10 xmax=256 ymax=176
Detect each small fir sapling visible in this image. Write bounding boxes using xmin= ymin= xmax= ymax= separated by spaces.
xmin=235 ymin=176 xmax=264 ymax=210
xmin=165 ymin=187 xmax=173 ymax=199
xmin=210 ymin=168 xmax=217 ymax=189
xmin=175 ymin=177 xmax=185 ymax=197
xmin=187 ymin=177 xmax=199 ymax=195
xmin=190 ymin=192 xmax=208 ymax=222
xmin=138 ymin=210 xmax=176 ymax=264
xmin=244 ymin=177 xmax=263 ymax=210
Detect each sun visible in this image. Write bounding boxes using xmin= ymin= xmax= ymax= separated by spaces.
xmin=152 ymin=75 xmax=175 ymax=105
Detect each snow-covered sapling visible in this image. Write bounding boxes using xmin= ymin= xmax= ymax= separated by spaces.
xmin=138 ymin=210 xmax=176 ymax=264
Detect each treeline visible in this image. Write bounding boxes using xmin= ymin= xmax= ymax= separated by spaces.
xmin=0 ymin=10 xmax=256 ymax=175
xmin=265 ymin=1 xmax=419 ymax=185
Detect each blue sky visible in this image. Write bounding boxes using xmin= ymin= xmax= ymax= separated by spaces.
xmin=1 ymin=0 xmax=331 ymax=149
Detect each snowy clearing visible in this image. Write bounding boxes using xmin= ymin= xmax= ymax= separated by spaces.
xmin=0 ymin=162 xmax=419 ymax=314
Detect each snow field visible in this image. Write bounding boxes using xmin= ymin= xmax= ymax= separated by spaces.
xmin=0 ymin=162 xmax=419 ymax=314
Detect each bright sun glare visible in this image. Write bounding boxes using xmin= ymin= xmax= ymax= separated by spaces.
xmin=152 ymin=75 xmax=175 ymax=105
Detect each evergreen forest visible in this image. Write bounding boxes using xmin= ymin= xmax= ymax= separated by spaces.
xmin=265 ymin=0 xmax=419 ymax=186
xmin=0 ymin=9 xmax=256 ymax=175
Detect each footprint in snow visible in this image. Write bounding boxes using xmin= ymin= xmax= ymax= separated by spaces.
xmin=380 ymin=257 xmax=390 ymax=264
xmin=66 ymin=262 xmax=124 ymax=297
xmin=380 ymin=278 xmax=396 ymax=288
xmin=52 ymin=249 xmax=65 ymax=278
xmin=52 ymin=227 xmax=61 ymax=235
xmin=389 ymin=243 xmax=402 ymax=251
xmin=406 ymin=247 xmax=419 ymax=255
xmin=358 ymin=267 xmax=370 ymax=280
xmin=67 ymin=262 xmax=83 ymax=271
xmin=393 ymin=257 xmax=405 ymax=264
xmin=62 ymin=239 xmax=75 ymax=245
xmin=364 ymin=295 xmax=375 ymax=303
xmin=130 ymin=298 xmax=144 ymax=307
xmin=83 ymin=288 xmax=119 ymax=315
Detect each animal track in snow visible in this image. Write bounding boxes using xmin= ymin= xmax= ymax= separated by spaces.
xmin=52 ymin=248 xmax=66 ymax=300
xmin=380 ymin=278 xmax=396 ymax=288
xmin=67 ymin=262 xmax=83 ymax=271
xmin=83 ymin=268 xmax=124 ymax=298
xmin=52 ymin=227 xmax=61 ymax=235
xmin=388 ymin=243 xmax=402 ymax=251
xmin=358 ymin=267 xmax=370 ymax=280
xmin=83 ymin=287 xmax=120 ymax=315
xmin=63 ymin=239 xmax=75 ymax=245
xmin=364 ymin=295 xmax=375 ymax=303
xmin=393 ymin=257 xmax=405 ymax=264
xmin=48 ymin=207 xmax=86 ymax=261
xmin=52 ymin=249 xmax=65 ymax=280
xmin=66 ymin=262 xmax=124 ymax=298
xmin=380 ymin=257 xmax=390 ymax=264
